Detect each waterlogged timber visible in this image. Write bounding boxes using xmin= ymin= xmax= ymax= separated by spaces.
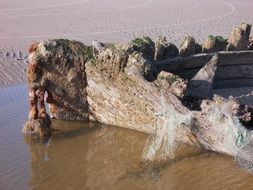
xmin=21 ymin=24 xmax=253 ymax=173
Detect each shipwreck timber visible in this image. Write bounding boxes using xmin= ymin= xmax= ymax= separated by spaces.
xmin=23 ymin=24 xmax=253 ymax=169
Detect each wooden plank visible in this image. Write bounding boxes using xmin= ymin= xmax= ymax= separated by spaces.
xmin=213 ymin=79 xmax=253 ymax=89
xmin=155 ymin=51 xmax=253 ymax=73
xmin=216 ymin=64 xmax=253 ymax=79
xmin=218 ymin=51 xmax=253 ymax=66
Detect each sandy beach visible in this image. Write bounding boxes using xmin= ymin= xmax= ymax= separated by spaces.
xmin=1 ymin=1 xmax=253 ymax=190
xmin=0 ymin=0 xmax=253 ymax=87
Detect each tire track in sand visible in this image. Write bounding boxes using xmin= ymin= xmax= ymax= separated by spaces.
xmin=89 ymin=0 xmax=235 ymax=35
xmin=0 ymin=0 xmax=152 ymax=41
xmin=0 ymin=0 xmax=236 ymax=41
xmin=188 ymin=0 xmax=235 ymax=24
xmin=77 ymin=0 xmax=235 ymax=38
xmin=114 ymin=0 xmax=152 ymax=11
xmin=0 ymin=0 xmax=91 ymax=14
xmin=0 ymin=0 xmax=152 ymax=16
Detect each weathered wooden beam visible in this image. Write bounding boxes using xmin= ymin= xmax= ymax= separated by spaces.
xmin=22 ymin=39 xmax=253 ymax=166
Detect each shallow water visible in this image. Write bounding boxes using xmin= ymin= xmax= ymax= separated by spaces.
xmin=1 ymin=85 xmax=253 ymax=190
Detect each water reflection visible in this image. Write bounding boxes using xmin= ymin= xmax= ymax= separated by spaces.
xmin=24 ymin=121 xmax=147 ymax=190
xmin=2 ymin=85 xmax=253 ymax=190
xmin=23 ymin=120 xmax=253 ymax=190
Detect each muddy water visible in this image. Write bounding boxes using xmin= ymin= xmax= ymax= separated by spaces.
xmin=1 ymin=85 xmax=253 ymax=190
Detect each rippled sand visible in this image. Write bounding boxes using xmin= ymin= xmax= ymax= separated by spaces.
xmin=0 ymin=0 xmax=253 ymax=87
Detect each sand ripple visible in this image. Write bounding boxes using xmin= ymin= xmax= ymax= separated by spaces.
xmin=0 ymin=0 xmax=252 ymax=86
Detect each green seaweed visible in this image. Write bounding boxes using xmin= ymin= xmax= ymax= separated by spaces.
xmin=167 ymin=75 xmax=179 ymax=84
xmin=132 ymin=36 xmax=153 ymax=48
xmin=132 ymin=38 xmax=146 ymax=47
xmin=158 ymin=74 xmax=179 ymax=84
xmin=49 ymin=39 xmax=95 ymax=61
xmin=158 ymin=75 xmax=165 ymax=80
xmin=215 ymin=36 xmax=227 ymax=43
xmin=81 ymin=46 xmax=95 ymax=61
xmin=131 ymin=36 xmax=155 ymax=61
xmin=208 ymin=35 xmax=228 ymax=43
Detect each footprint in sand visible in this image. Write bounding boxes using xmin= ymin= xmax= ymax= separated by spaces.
xmin=4 ymin=51 xmax=10 ymax=59
xmin=16 ymin=51 xmax=23 ymax=61
xmin=2 ymin=49 xmax=28 ymax=63
xmin=11 ymin=50 xmax=16 ymax=59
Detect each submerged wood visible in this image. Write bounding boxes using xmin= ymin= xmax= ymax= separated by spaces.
xmin=23 ymin=37 xmax=253 ymax=162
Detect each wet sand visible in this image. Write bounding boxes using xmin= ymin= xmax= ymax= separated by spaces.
xmin=0 ymin=0 xmax=253 ymax=87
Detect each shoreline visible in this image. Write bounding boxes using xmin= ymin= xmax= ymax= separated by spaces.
xmin=0 ymin=81 xmax=26 ymax=89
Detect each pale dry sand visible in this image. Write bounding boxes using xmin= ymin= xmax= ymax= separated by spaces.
xmin=0 ymin=0 xmax=253 ymax=87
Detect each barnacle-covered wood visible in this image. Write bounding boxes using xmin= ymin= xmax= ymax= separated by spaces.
xmin=28 ymin=39 xmax=90 ymax=121
xmin=23 ymin=38 xmax=253 ymax=164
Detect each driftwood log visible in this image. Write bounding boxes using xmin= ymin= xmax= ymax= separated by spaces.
xmin=23 ymin=37 xmax=253 ymax=164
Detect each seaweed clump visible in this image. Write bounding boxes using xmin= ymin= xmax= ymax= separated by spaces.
xmin=131 ymin=36 xmax=155 ymax=61
xmin=202 ymin=35 xmax=228 ymax=53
